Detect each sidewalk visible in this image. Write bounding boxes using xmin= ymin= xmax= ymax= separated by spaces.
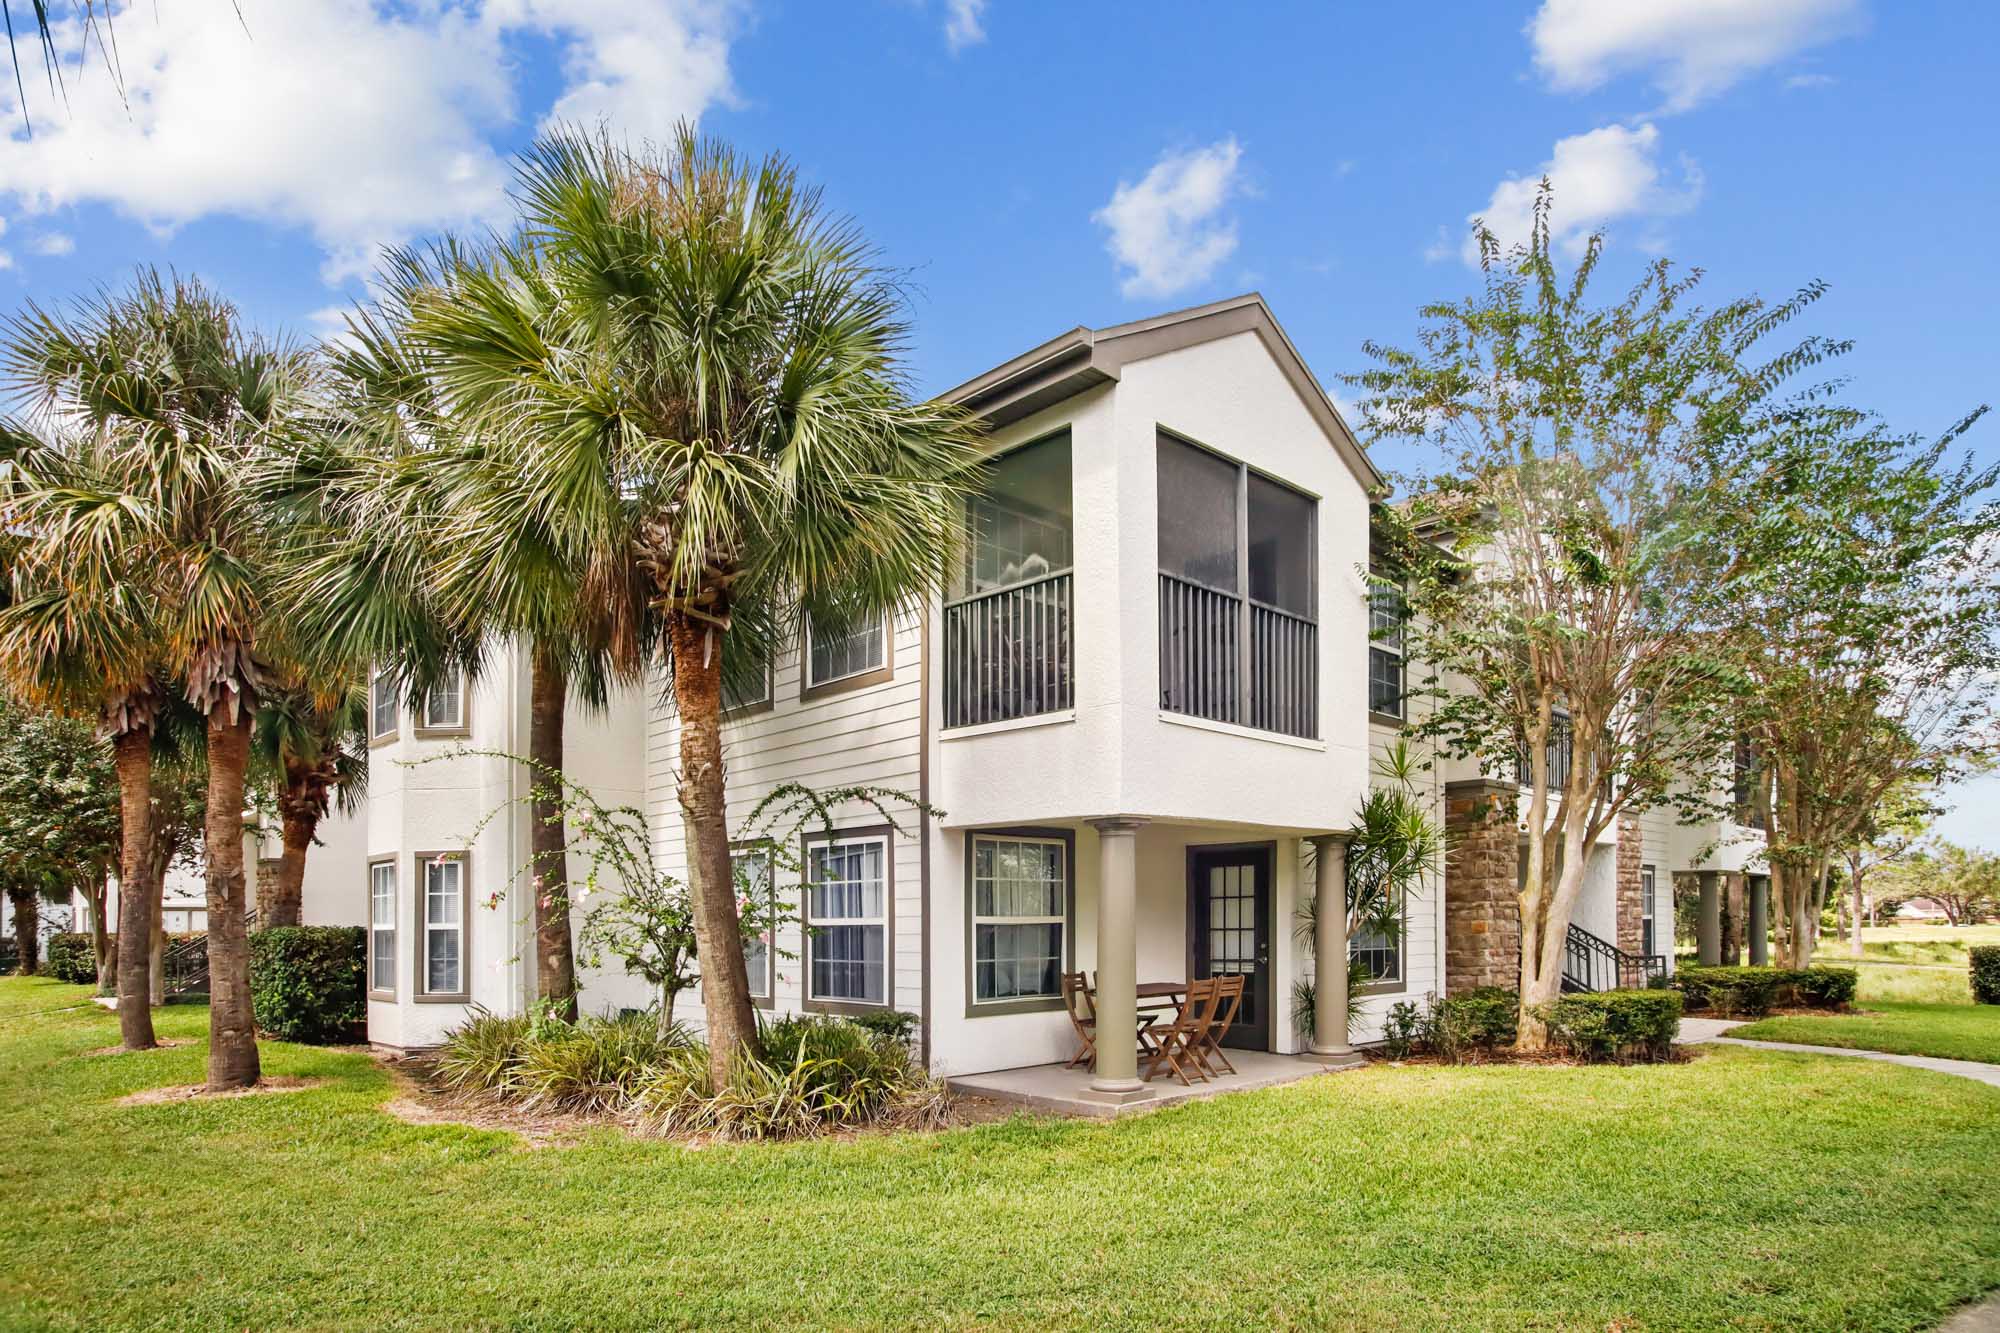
xmin=1681 ymin=1017 xmax=2000 ymax=1090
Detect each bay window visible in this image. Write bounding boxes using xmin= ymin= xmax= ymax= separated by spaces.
xmin=367 ymin=859 xmax=396 ymax=997
xmin=417 ymin=853 xmax=468 ymax=1000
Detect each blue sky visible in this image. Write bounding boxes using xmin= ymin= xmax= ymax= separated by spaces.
xmin=2 ymin=0 xmax=1995 ymax=845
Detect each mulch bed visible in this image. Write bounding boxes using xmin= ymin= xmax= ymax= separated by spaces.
xmin=118 ymin=1076 xmax=323 ymax=1106
xmin=81 ymin=1038 xmax=193 ymax=1057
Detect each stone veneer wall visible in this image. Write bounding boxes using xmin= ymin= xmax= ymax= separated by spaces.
xmin=1615 ymin=813 xmax=1645 ymax=958
xmin=1444 ymin=780 xmax=1519 ymax=995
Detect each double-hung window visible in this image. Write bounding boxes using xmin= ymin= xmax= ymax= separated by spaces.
xmin=418 ymin=853 xmax=468 ymax=998
xmin=1641 ymin=864 xmax=1658 ymax=957
xmin=367 ymin=860 xmax=396 ymax=997
xmin=806 ymin=835 xmax=889 ymax=1007
xmin=1368 ymin=579 xmax=1405 ymax=719
xmin=722 ymin=643 xmax=774 ymax=713
xmin=420 ymin=667 xmax=465 ymax=733
xmin=370 ymin=666 xmax=399 ymax=741
xmin=970 ymin=834 xmax=1068 ymax=1006
xmin=805 ymin=613 xmax=889 ymax=693
xmin=737 ymin=848 xmax=774 ymax=1000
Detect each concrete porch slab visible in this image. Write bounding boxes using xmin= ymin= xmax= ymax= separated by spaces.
xmin=949 ymin=1048 xmax=1359 ymax=1119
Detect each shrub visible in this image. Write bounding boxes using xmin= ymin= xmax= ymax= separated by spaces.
xmin=513 ymin=1012 xmax=691 ymax=1113
xmin=433 ymin=1009 xmax=535 ymax=1099
xmin=248 ymin=926 xmax=366 ymax=1044
xmin=44 ymin=933 xmax=104 ymax=985
xmin=1535 ymin=990 xmax=1682 ymax=1063
xmin=1973 ymin=946 xmax=2000 ymax=1005
xmin=847 ymin=1009 xmax=919 ymax=1045
xmin=1794 ymin=966 xmax=1858 ymax=1009
xmin=1672 ymin=966 xmax=1784 ymax=1017
xmin=1411 ymin=988 xmax=1518 ymax=1063
xmin=1380 ymin=1000 xmax=1423 ymax=1060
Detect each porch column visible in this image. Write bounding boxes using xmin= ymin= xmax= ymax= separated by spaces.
xmin=1748 ymin=874 xmax=1770 ymax=966
xmin=1309 ymin=835 xmax=1364 ymax=1067
xmin=1085 ymin=818 xmax=1153 ymax=1105
xmin=1696 ymin=871 xmax=1722 ymax=966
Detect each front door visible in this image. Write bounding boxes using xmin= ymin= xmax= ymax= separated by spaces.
xmin=1188 ymin=845 xmax=1273 ymax=1050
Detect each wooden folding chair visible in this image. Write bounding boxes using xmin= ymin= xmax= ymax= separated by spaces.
xmin=1194 ymin=972 xmax=1245 ymax=1077
xmin=1142 ymin=978 xmax=1223 ymax=1086
xmin=1061 ymin=971 xmax=1096 ymax=1069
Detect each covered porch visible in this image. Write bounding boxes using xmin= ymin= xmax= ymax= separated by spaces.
xmin=934 ymin=815 xmax=1369 ymax=1110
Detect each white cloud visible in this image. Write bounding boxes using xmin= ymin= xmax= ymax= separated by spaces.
xmin=1529 ymin=0 xmax=1862 ymax=111
xmin=1455 ymin=122 xmax=1701 ymax=267
xmin=29 ymin=232 xmax=73 ymax=256
xmin=0 ymin=1 xmax=742 ymax=283
xmin=1093 ymin=137 xmax=1244 ymax=300
xmin=943 ymin=0 xmax=987 ymax=52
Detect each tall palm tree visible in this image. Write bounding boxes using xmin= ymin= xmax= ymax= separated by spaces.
xmin=250 ymin=672 xmax=367 ymax=927
xmin=1 ymin=271 xmax=315 ymax=1089
xmin=0 ymin=421 xmax=166 ymax=1049
xmin=483 ymin=127 xmax=981 ymax=1082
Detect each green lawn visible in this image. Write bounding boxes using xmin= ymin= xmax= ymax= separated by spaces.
xmin=4 ymin=977 xmax=2000 ymax=1331
xmin=1731 ymin=1001 xmax=2000 ymax=1065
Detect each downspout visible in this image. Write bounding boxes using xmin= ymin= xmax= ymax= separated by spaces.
xmin=918 ymin=606 xmax=933 ymax=1072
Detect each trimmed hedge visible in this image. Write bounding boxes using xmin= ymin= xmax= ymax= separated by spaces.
xmin=249 ymin=927 xmax=366 ymax=1044
xmin=1973 ymin=946 xmax=2000 ymax=1006
xmin=1671 ymin=965 xmax=1857 ymax=1017
xmin=1536 ymin=990 xmax=1682 ymax=1063
xmin=44 ymin=933 xmax=104 ymax=985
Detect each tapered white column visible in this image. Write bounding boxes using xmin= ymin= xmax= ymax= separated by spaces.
xmin=1310 ymin=835 xmax=1361 ymax=1065
xmin=1085 ymin=817 xmax=1152 ymax=1104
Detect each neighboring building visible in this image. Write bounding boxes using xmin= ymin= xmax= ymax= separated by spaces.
xmin=355 ymin=295 xmax=1744 ymax=1097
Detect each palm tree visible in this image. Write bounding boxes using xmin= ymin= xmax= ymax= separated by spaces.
xmin=1 ymin=270 xmax=315 ymax=1089
xmin=0 ymin=422 xmax=166 ymax=1049
xmin=250 ymin=673 xmax=367 ymax=927
xmin=478 ymin=127 xmax=981 ymax=1082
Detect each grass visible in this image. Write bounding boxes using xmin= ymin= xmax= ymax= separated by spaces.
xmin=1731 ymin=1002 xmax=2000 ymax=1065
xmin=4 ymin=977 xmax=2000 ymax=1331
xmin=1810 ymin=923 xmax=1993 ymax=1006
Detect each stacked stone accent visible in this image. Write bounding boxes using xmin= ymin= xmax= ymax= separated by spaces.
xmin=1444 ymin=780 xmax=1519 ymax=994
xmin=1615 ymin=814 xmax=1645 ymax=960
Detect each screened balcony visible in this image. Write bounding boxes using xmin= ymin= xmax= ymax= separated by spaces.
xmin=942 ymin=432 xmax=1075 ymax=729
xmin=1156 ymin=432 xmax=1319 ymax=740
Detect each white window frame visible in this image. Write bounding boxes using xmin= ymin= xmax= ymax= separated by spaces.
xmin=419 ymin=667 xmax=465 ymax=733
xmin=370 ymin=665 xmax=399 ymax=741
xmin=1641 ymin=863 xmax=1658 ymax=957
xmin=1368 ymin=578 xmax=1405 ymax=720
xmin=804 ymin=832 xmax=890 ymax=1010
xmin=416 ymin=852 xmax=469 ymax=1000
xmin=804 ymin=612 xmax=890 ymax=691
xmin=367 ymin=859 xmax=397 ymax=998
xmin=736 ymin=846 xmax=775 ymax=1001
xmin=969 ymin=833 xmax=1069 ymax=1008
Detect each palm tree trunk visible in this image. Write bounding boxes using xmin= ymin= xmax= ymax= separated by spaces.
xmin=669 ymin=611 xmax=758 ymax=1086
xmin=261 ymin=805 xmax=314 ymax=928
xmin=8 ymin=888 xmax=38 ymax=974
xmin=529 ymin=647 xmax=578 ymax=1021
xmin=89 ymin=872 xmax=113 ymax=991
xmin=112 ymin=729 xmax=157 ymax=1050
xmin=204 ymin=709 xmax=261 ymax=1091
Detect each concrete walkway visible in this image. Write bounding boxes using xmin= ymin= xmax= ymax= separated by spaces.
xmin=1681 ymin=1017 xmax=2000 ymax=1090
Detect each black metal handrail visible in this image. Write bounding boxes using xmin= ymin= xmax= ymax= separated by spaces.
xmin=1560 ymin=922 xmax=1665 ymax=993
xmin=942 ymin=570 xmax=1073 ymax=729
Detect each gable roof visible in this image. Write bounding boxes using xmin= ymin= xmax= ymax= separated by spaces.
xmin=940 ymin=293 xmax=1383 ymax=493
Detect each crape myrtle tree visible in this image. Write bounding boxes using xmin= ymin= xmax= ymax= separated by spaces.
xmin=1356 ymin=186 xmax=1838 ymax=1047
xmin=428 ymin=126 xmax=982 ymax=1086
xmin=1719 ymin=406 xmax=2000 ymax=966
xmin=1 ymin=271 xmax=317 ymax=1089
xmin=0 ymin=699 xmax=118 ymax=974
xmin=1833 ymin=780 xmax=1932 ymax=954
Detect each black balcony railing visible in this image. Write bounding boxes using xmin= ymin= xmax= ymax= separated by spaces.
xmin=942 ymin=571 xmax=1073 ymax=729
xmin=1158 ymin=572 xmax=1317 ymax=740
xmin=1516 ymin=716 xmax=1575 ymax=790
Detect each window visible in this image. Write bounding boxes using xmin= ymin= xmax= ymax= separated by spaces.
xmin=420 ymin=668 xmax=464 ymax=732
xmin=418 ymin=853 xmax=467 ymax=998
xmin=970 ymin=835 xmax=1067 ymax=1006
xmin=368 ymin=861 xmax=396 ymax=996
xmin=1350 ymin=915 xmax=1402 ymax=985
xmin=722 ymin=642 xmax=773 ymax=713
xmin=805 ymin=612 xmax=889 ymax=691
xmin=1156 ymin=432 xmax=1319 ymax=738
xmin=737 ymin=848 xmax=774 ymax=999
xmin=957 ymin=433 xmax=1074 ymax=597
xmin=806 ymin=834 xmax=889 ymax=1007
xmin=1368 ymin=578 xmax=1405 ymax=719
xmin=370 ymin=666 xmax=399 ymax=741
xmin=1641 ymin=864 xmax=1658 ymax=957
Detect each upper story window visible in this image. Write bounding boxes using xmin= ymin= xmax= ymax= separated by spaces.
xmin=1368 ymin=579 xmax=1405 ymax=720
xmin=943 ymin=434 xmax=1076 ymax=730
xmin=806 ymin=612 xmax=890 ymax=693
xmin=1516 ymin=711 xmax=1575 ymax=790
xmin=1156 ymin=432 xmax=1318 ymax=739
xmin=370 ymin=666 xmax=399 ymax=742
xmin=723 ymin=642 xmax=774 ymax=713
xmin=420 ymin=667 xmax=465 ymax=733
